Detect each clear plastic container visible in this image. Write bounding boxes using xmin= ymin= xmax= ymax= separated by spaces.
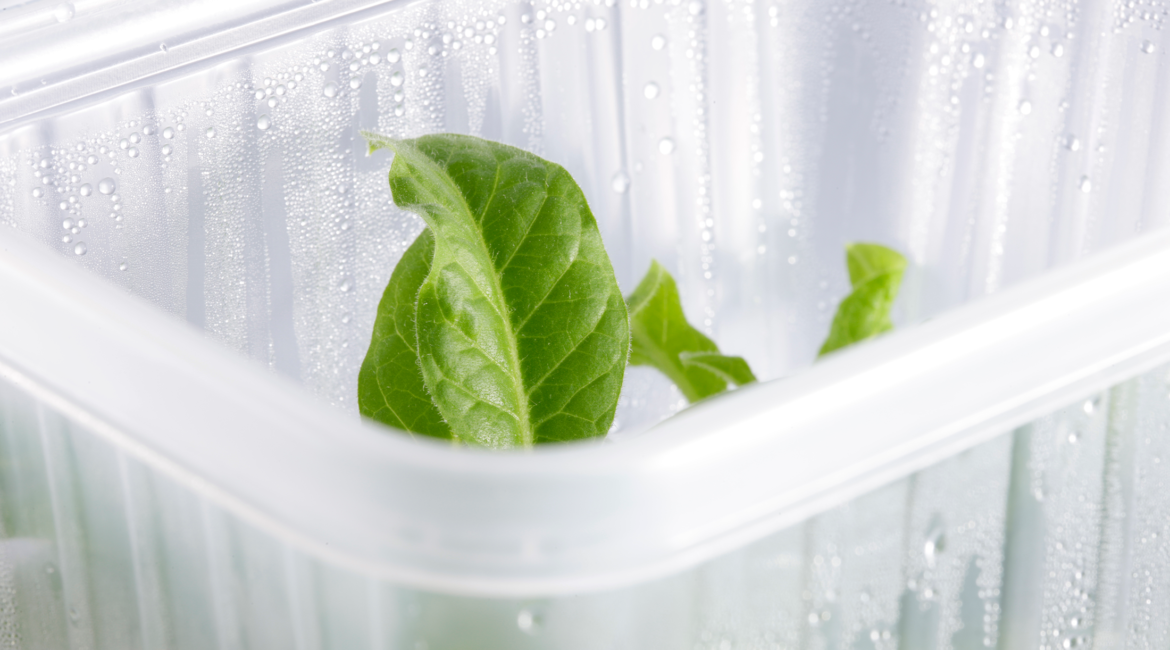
xmin=3 ymin=0 xmax=1170 ymax=647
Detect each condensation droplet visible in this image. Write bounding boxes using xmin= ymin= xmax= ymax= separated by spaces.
xmin=32 ymin=188 xmax=43 ymax=198
xmin=390 ymin=70 xmax=404 ymax=87
xmin=611 ymin=171 xmax=630 ymax=193
xmin=119 ymin=261 xmax=128 ymax=271
xmin=323 ymin=82 xmax=337 ymax=98
xmin=74 ymin=242 xmax=86 ymax=256
xmin=79 ymin=184 xmax=92 ymax=197
xmin=1018 ymin=100 xmax=1033 ymax=115
xmin=349 ymin=78 xmax=362 ymax=90
xmin=1051 ymin=43 xmax=1064 ymax=57
xmin=643 ymin=82 xmax=660 ymax=99
xmin=1079 ymin=176 xmax=1092 ymax=193
xmin=53 ymin=2 xmax=74 ymax=22
xmin=924 ymin=528 xmax=946 ymax=566
xmin=98 ymin=178 xmax=116 ymax=195
xmin=161 ymin=144 xmax=172 ymax=156
xmin=127 ymin=147 xmax=139 ymax=158
xmin=388 ymin=48 xmax=401 ymax=63
xmin=1143 ymin=40 xmax=1156 ymax=54
xmin=162 ymin=127 xmax=174 ymax=139
xmin=651 ymin=34 xmax=667 ymax=50
xmin=205 ymin=126 xmax=216 ymax=138
xmin=658 ymin=137 xmax=675 ymax=155
xmin=339 ymin=279 xmax=352 ymax=293
xmin=1065 ymin=135 xmax=1081 ymax=151
xmin=257 ymin=115 xmax=271 ymax=130
xmin=516 ymin=608 xmax=543 ymax=635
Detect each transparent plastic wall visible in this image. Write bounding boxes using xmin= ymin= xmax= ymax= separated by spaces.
xmin=4 ymin=0 xmax=1170 ymax=430
xmin=6 ymin=357 xmax=1170 ymax=649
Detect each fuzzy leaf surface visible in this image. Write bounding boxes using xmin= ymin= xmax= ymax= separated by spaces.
xmin=818 ymin=242 xmax=907 ymax=357
xmin=358 ymin=229 xmax=451 ymax=438
xmin=627 ymin=260 xmax=754 ymax=402
xmin=362 ymin=133 xmax=629 ymax=447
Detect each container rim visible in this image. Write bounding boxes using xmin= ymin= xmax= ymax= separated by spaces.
xmin=2 ymin=226 xmax=1170 ymax=596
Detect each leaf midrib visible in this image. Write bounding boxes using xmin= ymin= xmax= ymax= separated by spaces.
xmin=409 ymin=142 xmax=535 ymax=447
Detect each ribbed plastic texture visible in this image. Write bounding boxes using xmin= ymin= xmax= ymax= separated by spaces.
xmin=2 ymin=0 xmax=1170 ymax=647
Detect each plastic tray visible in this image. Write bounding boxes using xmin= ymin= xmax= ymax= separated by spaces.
xmin=3 ymin=0 xmax=1170 ymax=647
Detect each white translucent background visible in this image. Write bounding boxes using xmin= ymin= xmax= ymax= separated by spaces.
xmin=2 ymin=0 xmax=1170 ymax=647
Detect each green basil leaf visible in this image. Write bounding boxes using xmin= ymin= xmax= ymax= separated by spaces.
xmin=361 ymin=133 xmax=630 ymax=448
xmin=627 ymin=260 xmax=755 ymax=402
xmin=818 ymin=242 xmax=907 ymax=357
xmin=358 ymin=229 xmax=452 ymax=439
xmin=678 ymin=351 xmax=757 ymax=387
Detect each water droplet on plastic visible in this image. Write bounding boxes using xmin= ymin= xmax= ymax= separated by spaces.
xmin=129 ymin=133 xmax=140 ymax=144
xmin=98 ymin=178 xmax=116 ymax=195
xmin=517 ymin=608 xmax=543 ymax=635
xmin=119 ymin=139 xmax=129 ymax=150
xmin=78 ymin=183 xmax=91 ymax=197
xmin=390 ymin=71 xmax=404 ymax=87
xmin=127 ymin=147 xmax=139 ymax=158
xmin=658 ymin=137 xmax=675 ymax=155
xmin=1018 ymin=100 xmax=1032 ymax=115
xmin=205 ymin=126 xmax=216 ymax=138
xmin=62 ymin=219 xmax=74 ymax=230
xmin=972 ymin=53 xmax=986 ymax=68
xmin=339 ymin=279 xmax=352 ymax=293
xmin=1029 ymin=45 xmax=1040 ymax=58
xmin=86 ymin=155 xmax=98 ymax=164
xmin=31 ymin=188 xmax=43 ymax=198
xmin=74 ymin=242 xmax=86 ymax=256
xmin=322 ymin=82 xmax=338 ymax=98
xmin=924 ymin=528 xmax=945 ymax=565
xmin=688 ymin=1 xmax=703 ymax=15
xmin=119 ymin=261 xmax=128 ymax=271
xmin=162 ymin=127 xmax=175 ymax=140
xmin=388 ymin=48 xmax=401 ymax=63
xmin=1143 ymin=40 xmax=1156 ymax=54
xmin=611 ymin=171 xmax=630 ymax=193
xmin=644 ymin=82 xmax=660 ymax=99
xmin=1079 ymin=176 xmax=1092 ymax=193
xmin=161 ymin=144 xmax=172 ymax=156
xmin=1065 ymin=135 xmax=1081 ymax=151
xmin=349 ymin=78 xmax=362 ymax=90
xmin=651 ymin=34 xmax=667 ymax=50
xmin=1052 ymin=43 xmax=1064 ymax=57
xmin=1068 ymin=431 xmax=1080 ymax=444
xmin=54 ymin=3 xmax=74 ymax=22
xmin=257 ymin=115 xmax=271 ymax=130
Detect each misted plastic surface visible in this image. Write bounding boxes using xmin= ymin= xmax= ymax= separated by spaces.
xmin=3 ymin=0 xmax=1170 ymax=647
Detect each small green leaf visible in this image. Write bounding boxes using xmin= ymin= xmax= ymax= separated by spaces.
xmin=818 ymin=242 xmax=907 ymax=357
xmin=360 ymin=133 xmax=630 ymax=448
xmin=627 ymin=260 xmax=755 ymax=402
xmin=679 ymin=351 xmax=757 ymax=387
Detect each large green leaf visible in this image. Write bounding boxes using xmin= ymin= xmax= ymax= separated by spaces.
xmin=627 ymin=260 xmax=755 ymax=403
xmin=818 ymin=242 xmax=907 ymax=357
xmin=360 ymin=133 xmax=630 ymax=448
